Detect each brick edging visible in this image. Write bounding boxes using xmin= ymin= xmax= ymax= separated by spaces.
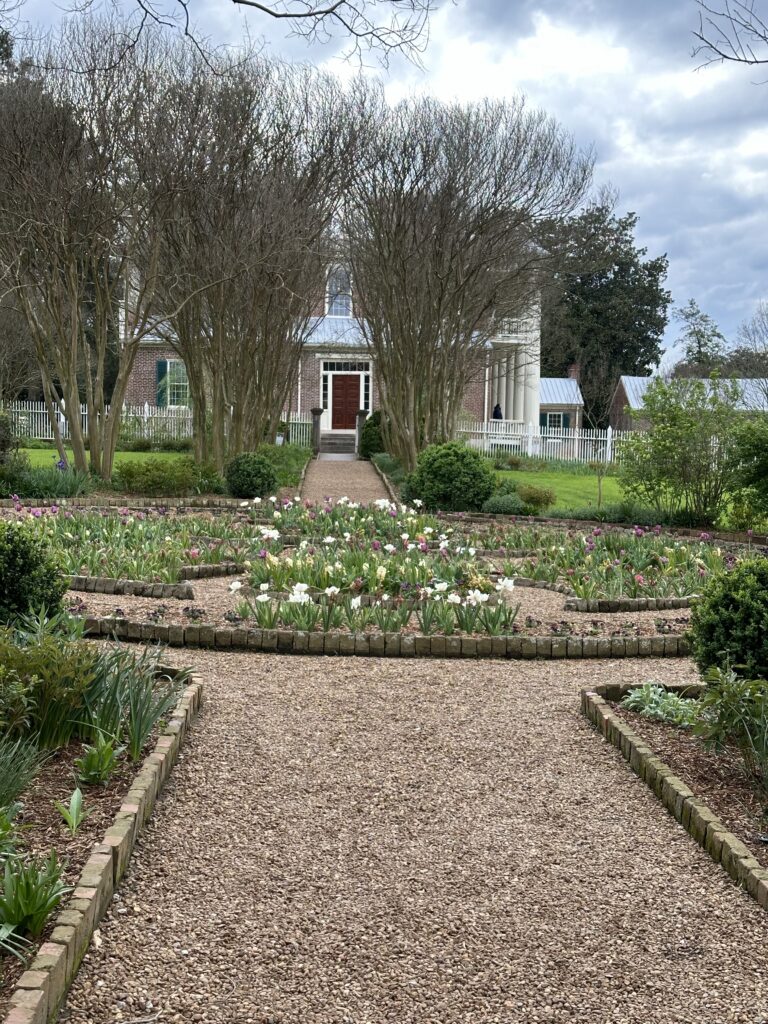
xmin=564 ymin=595 xmax=695 ymax=613
xmin=581 ymin=682 xmax=768 ymax=912
xmin=177 ymin=562 xmax=241 ymax=580
xmin=67 ymin=576 xmax=194 ymax=600
xmin=3 ymin=672 xmax=204 ymax=1024
xmin=81 ymin=616 xmax=690 ymax=658
xmin=370 ymin=460 xmax=399 ymax=504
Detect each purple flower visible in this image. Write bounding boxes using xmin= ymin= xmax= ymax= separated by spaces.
xmin=699 ymin=532 xmax=712 ymax=542
xmin=371 ymin=540 xmax=381 ymax=551
xmin=592 ymin=528 xmax=602 ymax=537
xmin=633 ymin=526 xmax=645 ymax=538
xmin=50 ymin=504 xmax=59 ymax=514
xmin=258 ymin=548 xmax=268 ymax=559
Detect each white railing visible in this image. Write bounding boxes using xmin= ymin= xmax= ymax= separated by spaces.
xmin=4 ymin=401 xmax=313 ymax=448
xmin=457 ymin=420 xmax=635 ymax=464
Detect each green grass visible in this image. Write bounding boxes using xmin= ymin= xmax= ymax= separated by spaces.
xmin=22 ymin=449 xmax=184 ymax=469
xmin=497 ymin=469 xmax=624 ymax=509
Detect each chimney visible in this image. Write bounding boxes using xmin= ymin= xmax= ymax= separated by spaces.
xmin=567 ymin=362 xmax=580 ymax=381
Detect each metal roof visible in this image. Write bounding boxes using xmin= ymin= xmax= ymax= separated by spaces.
xmin=304 ymin=316 xmax=367 ymax=348
xmin=539 ymin=377 xmax=584 ymax=407
xmin=619 ymin=375 xmax=768 ymax=412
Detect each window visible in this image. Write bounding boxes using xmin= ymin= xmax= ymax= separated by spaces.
xmin=157 ymin=358 xmax=189 ymax=408
xmin=326 ymin=266 xmax=353 ymax=317
xmin=547 ymin=412 xmax=563 ymax=430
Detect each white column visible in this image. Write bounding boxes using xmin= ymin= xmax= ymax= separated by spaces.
xmin=513 ymin=345 xmax=525 ymax=421
xmin=504 ymin=352 xmax=514 ymax=421
xmin=491 ymin=358 xmax=500 ymax=412
xmin=522 ymin=319 xmax=541 ymax=427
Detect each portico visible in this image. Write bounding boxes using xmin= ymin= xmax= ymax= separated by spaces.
xmin=486 ymin=334 xmax=540 ymax=425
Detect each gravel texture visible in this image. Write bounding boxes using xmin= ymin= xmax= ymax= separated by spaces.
xmin=60 ymin=652 xmax=768 ymax=1024
xmin=70 ymin=575 xmax=691 ymax=637
xmin=301 ymin=458 xmax=389 ymax=504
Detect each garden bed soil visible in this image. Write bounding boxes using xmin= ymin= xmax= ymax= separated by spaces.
xmin=611 ymin=704 xmax=768 ymax=872
xmin=69 ymin=575 xmax=692 ymax=639
xmin=0 ymin=745 xmax=139 ymax=1010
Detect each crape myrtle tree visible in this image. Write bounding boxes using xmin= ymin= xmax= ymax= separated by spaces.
xmin=0 ymin=19 xmax=193 ymax=479
xmin=149 ymin=50 xmax=362 ymax=469
xmin=694 ymin=1 xmax=768 ymax=67
xmin=343 ymin=95 xmax=593 ymax=471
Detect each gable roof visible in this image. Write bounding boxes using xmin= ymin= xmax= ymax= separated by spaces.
xmin=618 ymin=375 xmax=768 ymax=413
xmin=540 ymin=377 xmax=583 ymax=407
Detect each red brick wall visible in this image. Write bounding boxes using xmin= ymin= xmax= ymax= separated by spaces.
xmin=125 ymin=345 xmax=179 ymax=406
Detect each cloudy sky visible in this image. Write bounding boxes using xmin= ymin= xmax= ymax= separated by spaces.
xmin=22 ymin=0 xmax=768 ymax=360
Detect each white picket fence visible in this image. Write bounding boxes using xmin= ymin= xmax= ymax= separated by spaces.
xmin=457 ymin=420 xmax=634 ymax=464
xmin=3 ymin=401 xmax=313 ymax=448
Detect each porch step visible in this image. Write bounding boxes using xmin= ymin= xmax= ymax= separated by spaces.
xmin=319 ymin=433 xmax=356 ymax=454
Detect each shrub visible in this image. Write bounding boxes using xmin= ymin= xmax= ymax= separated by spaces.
xmin=112 ymin=456 xmax=220 ymax=497
xmin=694 ymin=665 xmax=768 ymax=790
xmin=516 ymin=484 xmax=556 ymax=515
xmin=0 ymin=462 xmax=93 ymax=499
xmin=621 ymin=682 xmax=698 ymax=727
xmin=690 ymin=558 xmax=768 ymax=678
xmin=225 ymin=452 xmax=278 ymax=499
xmin=0 ymin=522 xmax=66 ymax=625
xmin=359 ymin=411 xmax=384 ymax=461
xmin=482 ymin=492 xmax=526 ymax=515
xmin=403 ymin=442 xmax=495 ymax=512
xmin=0 ymin=412 xmax=18 ymax=462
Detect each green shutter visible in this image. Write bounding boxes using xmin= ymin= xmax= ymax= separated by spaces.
xmin=156 ymin=359 xmax=168 ymax=408
xmin=539 ymin=412 xmax=547 ymax=429
xmin=563 ymin=413 xmax=570 ymax=429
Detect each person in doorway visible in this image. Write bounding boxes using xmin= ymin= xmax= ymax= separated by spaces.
xmin=492 ymin=403 xmax=503 ymax=420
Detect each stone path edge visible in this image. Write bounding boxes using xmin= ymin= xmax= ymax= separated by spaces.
xmin=2 ymin=670 xmax=204 ymax=1024
xmin=581 ymin=681 xmax=768 ymax=912
xmin=80 ymin=616 xmax=690 ymax=659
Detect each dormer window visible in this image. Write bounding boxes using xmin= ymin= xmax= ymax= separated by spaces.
xmin=326 ymin=265 xmax=352 ymax=317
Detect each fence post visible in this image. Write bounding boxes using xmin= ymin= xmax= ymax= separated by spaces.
xmin=606 ymin=425 xmax=613 ymax=463
xmin=527 ymin=422 xmax=534 ymax=457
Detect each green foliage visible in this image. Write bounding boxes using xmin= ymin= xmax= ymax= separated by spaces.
xmin=0 ymin=804 xmax=21 ymax=862
xmin=516 ymin=484 xmax=556 ymax=515
xmin=359 ymin=411 xmax=384 ymax=460
xmin=540 ymin=204 xmax=671 ymax=426
xmin=225 ymin=452 xmax=278 ymax=499
xmin=403 ymin=442 xmax=495 ymax=512
xmin=0 ymin=411 xmax=18 ymax=460
xmin=0 ymin=521 xmax=66 ymax=625
xmin=55 ymin=788 xmax=91 ymax=836
xmin=75 ymin=733 xmax=122 ymax=786
xmin=255 ymin=444 xmax=310 ymax=489
xmin=620 ymin=375 xmax=743 ymax=526
xmin=733 ymin=415 xmax=768 ymax=523
xmin=0 ymin=737 xmax=44 ymax=807
xmin=694 ymin=665 xmax=768 ymax=790
xmin=372 ymin=452 xmax=406 ymax=489
xmin=621 ymin=682 xmax=698 ymax=727
xmin=0 ymin=851 xmax=70 ymax=938
xmin=673 ymin=298 xmax=726 ymax=370
xmin=0 ymin=921 xmax=30 ymax=963
xmin=690 ymin=558 xmax=768 ymax=679
xmin=113 ymin=456 xmax=198 ymax=497
xmin=124 ymin=673 xmax=182 ymax=762
xmin=547 ymin=502 xmax=660 ymax=525
xmin=482 ymin=492 xmax=526 ymax=515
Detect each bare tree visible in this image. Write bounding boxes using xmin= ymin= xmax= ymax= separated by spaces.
xmin=0 ymin=19 xmax=198 ymax=478
xmin=343 ymin=96 xmax=593 ymax=470
xmin=150 ymin=49 xmax=363 ymax=469
xmin=693 ymin=1 xmax=768 ymax=67
xmin=0 ymin=297 xmax=38 ymax=399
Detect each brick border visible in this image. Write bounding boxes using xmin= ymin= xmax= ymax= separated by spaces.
xmin=581 ymin=682 xmax=768 ymax=912
xmin=82 ymin=616 xmax=690 ymax=659
xmin=564 ymin=596 xmax=695 ymax=613
xmin=67 ymin=576 xmax=194 ymax=600
xmin=369 ymin=459 xmax=399 ymax=504
xmin=2 ymin=671 xmax=204 ymax=1024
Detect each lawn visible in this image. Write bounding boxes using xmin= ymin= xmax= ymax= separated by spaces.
xmin=497 ymin=468 xmax=624 ymax=510
xmin=23 ymin=448 xmax=184 ymax=469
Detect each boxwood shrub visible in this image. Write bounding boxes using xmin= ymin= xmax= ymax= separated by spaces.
xmin=403 ymin=442 xmax=495 ymax=512
xmin=690 ymin=558 xmax=768 ymax=678
xmin=0 ymin=521 xmax=66 ymax=624
xmin=225 ymin=452 xmax=278 ymax=499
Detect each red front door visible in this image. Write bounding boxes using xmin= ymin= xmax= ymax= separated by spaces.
xmin=331 ymin=374 xmax=360 ymax=429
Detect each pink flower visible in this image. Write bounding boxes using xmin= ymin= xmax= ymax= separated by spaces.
xmin=634 ymin=573 xmax=645 ymax=585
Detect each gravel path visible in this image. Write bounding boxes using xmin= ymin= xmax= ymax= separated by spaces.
xmin=61 ymin=653 xmax=768 ymax=1024
xmin=301 ymin=458 xmax=389 ymax=504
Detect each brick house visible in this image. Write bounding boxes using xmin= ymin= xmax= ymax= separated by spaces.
xmin=125 ymin=266 xmax=549 ymax=439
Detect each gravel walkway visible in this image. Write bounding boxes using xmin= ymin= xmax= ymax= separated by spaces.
xmin=301 ymin=458 xmax=389 ymax=504
xmin=61 ymin=654 xmax=768 ymax=1024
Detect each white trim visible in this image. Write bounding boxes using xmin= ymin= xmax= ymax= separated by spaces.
xmin=325 ymin=265 xmax=353 ymax=318
xmin=321 ymin=363 xmax=370 ymax=431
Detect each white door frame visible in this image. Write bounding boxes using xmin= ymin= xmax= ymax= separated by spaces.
xmin=320 ymin=360 xmax=371 ymax=432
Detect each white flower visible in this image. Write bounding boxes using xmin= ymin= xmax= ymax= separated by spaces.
xmin=424 ymin=527 xmax=433 ymax=535
xmin=434 ymin=581 xmax=448 ymax=593
xmin=274 ymin=511 xmax=281 ymax=520
xmin=384 ymin=543 xmax=396 ymax=554
xmin=256 ymin=593 xmax=271 ymax=603
xmin=381 ymin=593 xmax=390 ymax=602
xmin=496 ymin=577 xmax=516 ymax=593
xmin=240 ymin=501 xmax=249 ymax=508
xmin=468 ymin=547 xmax=476 ymax=556
xmin=447 ymin=593 xmax=462 ymax=605
xmin=259 ymin=583 xmax=271 ymax=592
xmin=292 ymin=583 xmax=310 ymax=593
xmin=376 ymin=565 xmax=387 ymax=580
xmin=294 ymin=495 xmax=301 ymax=501
xmin=350 ymin=595 xmax=362 ymax=610
xmin=407 ymin=544 xmax=416 ymax=551
xmin=229 ymin=581 xmax=243 ymax=592
xmin=374 ymin=498 xmax=391 ymax=510
xmin=325 ymin=586 xmax=340 ymax=596
xmin=268 ymin=496 xmax=277 ymax=503
xmin=324 ymin=536 xmax=335 ymax=544
xmin=343 ymin=532 xmax=351 ymax=541
xmin=466 ymin=589 xmax=489 ymax=606
xmin=412 ymin=499 xmax=423 ymax=508
xmin=401 ymin=533 xmax=409 ymax=541
xmin=288 ymin=591 xmax=310 ymax=604
xmin=252 ymin=497 xmax=262 ymax=505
